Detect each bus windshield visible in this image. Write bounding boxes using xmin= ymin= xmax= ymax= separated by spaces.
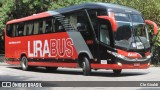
xmin=114 ymin=13 xmax=149 ymax=50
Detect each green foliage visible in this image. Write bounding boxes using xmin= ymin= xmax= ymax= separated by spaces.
xmin=0 ymin=0 xmax=160 ymax=31
xmin=0 ymin=0 xmax=14 ymax=30
xmin=0 ymin=0 xmax=51 ymax=31
xmin=120 ymin=0 xmax=160 ymax=26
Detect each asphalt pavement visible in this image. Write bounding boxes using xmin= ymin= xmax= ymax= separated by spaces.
xmin=0 ymin=63 xmax=160 ymax=90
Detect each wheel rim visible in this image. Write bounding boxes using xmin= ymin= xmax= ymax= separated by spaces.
xmin=22 ymin=57 xmax=27 ymax=69
xmin=82 ymin=61 xmax=86 ymax=72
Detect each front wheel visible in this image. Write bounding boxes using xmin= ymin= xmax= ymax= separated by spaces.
xmin=113 ymin=69 xmax=122 ymax=75
xmin=82 ymin=57 xmax=91 ymax=76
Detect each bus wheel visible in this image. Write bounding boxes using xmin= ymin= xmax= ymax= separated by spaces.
xmin=20 ymin=56 xmax=29 ymax=71
xmin=82 ymin=57 xmax=91 ymax=76
xmin=46 ymin=67 xmax=58 ymax=71
xmin=113 ymin=69 xmax=122 ymax=75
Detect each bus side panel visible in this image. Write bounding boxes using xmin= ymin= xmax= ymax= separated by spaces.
xmin=5 ymin=36 xmax=21 ymax=59
xmin=67 ymin=31 xmax=94 ymax=59
xmin=5 ymin=36 xmax=27 ymax=64
xmin=25 ymin=32 xmax=78 ymax=59
xmin=6 ymin=32 xmax=79 ymax=66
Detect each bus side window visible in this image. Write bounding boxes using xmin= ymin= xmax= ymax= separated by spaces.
xmin=24 ymin=23 xmax=27 ymax=36
xmin=11 ymin=24 xmax=16 ymax=37
xmin=25 ymin=23 xmax=29 ymax=35
xmin=76 ymin=10 xmax=93 ymax=39
xmin=14 ymin=24 xmax=19 ymax=37
xmin=39 ymin=21 xmax=43 ymax=34
xmin=38 ymin=17 xmax=55 ymax=34
xmin=7 ymin=24 xmax=13 ymax=37
xmin=76 ymin=23 xmax=86 ymax=31
xmin=64 ymin=13 xmax=77 ymax=30
xmin=41 ymin=20 xmax=46 ymax=34
xmin=26 ymin=22 xmax=34 ymax=35
xmin=100 ymin=24 xmax=110 ymax=45
xmin=17 ymin=23 xmax=24 ymax=36
xmin=55 ymin=19 xmax=65 ymax=32
xmin=34 ymin=20 xmax=39 ymax=35
xmin=51 ymin=18 xmax=55 ymax=33
xmin=77 ymin=13 xmax=88 ymax=32
xmin=87 ymin=10 xmax=99 ymax=30
xmin=45 ymin=19 xmax=52 ymax=33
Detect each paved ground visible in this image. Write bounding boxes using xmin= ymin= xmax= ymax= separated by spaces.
xmin=0 ymin=63 xmax=160 ymax=90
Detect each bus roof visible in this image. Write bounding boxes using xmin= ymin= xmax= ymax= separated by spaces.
xmin=56 ymin=2 xmax=141 ymax=14
xmin=7 ymin=2 xmax=141 ymax=25
xmin=7 ymin=12 xmax=52 ymax=24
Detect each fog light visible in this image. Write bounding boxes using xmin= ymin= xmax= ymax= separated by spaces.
xmin=117 ymin=62 xmax=122 ymax=66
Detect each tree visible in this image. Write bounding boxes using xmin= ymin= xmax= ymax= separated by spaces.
xmin=0 ymin=0 xmax=51 ymax=31
xmin=0 ymin=0 xmax=159 ymax=31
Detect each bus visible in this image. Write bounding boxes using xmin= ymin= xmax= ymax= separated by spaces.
xmin=5 ymin=3 xmax=158 ymax=75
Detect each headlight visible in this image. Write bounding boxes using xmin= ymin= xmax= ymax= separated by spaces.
xmin=107 ymin=50 xmax=150 ymax=61
xmin=107 ymin=50 xmax=126 ymax=59
xmin=146 ymin=54 xmax=152 ymax=59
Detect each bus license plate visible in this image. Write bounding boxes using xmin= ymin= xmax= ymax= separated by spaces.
xmin=134 ymin=63 xmax=140 ymax=66
xmin=101 ymin=60 xmax=107 ymax=64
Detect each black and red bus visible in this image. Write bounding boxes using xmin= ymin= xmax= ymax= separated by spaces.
xmin=5 ymin=3 xmax=158 ymax=75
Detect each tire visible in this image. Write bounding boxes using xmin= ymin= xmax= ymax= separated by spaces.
xmin=113 ymin=69 xmax=122 ymax=75
xmin=82 ymin=57 xmax=91 ymax=76
xmin=20 ymin=56 xmax=29 ymax=71
xmin=46 ymin=67 xmax=58 ymax=71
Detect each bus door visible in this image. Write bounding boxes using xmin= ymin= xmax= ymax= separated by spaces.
xmin=97 ymin=21 xmax=114 ymax=64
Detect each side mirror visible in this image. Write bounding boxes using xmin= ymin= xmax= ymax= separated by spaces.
xmin=145 ymin=20 xmax=158 ymax=35
xmin=76 ymin=23 xmax=86 ymax=31
xmin=97 ymin=16 xmax=117 ymax=32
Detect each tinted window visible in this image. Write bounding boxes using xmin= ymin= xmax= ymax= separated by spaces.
xmin=17 ymin=23 xmax=24 ymax=36
xmin=6 ymin=25 xmax=13 ymax=37
xmin=39 ymin=17 xmax=56 ymax=34
xmin=33 ymin=21 xmax=39 ymax=35
xmin=55 ymin=19 xmax=65 ymax=32
xmin=131 ymin=14 xmax=144 ymax=23
xmin=115 ymin=13 xmax=130 ymax=22
xmin=100 ymin=24 xmax=110 ymax=45
xmin=6 ymin=17 xmax=59 ymax=37
xmin=26 ymin=22 xmax=34 ymax=35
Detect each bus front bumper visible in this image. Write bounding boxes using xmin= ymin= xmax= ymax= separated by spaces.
xmin=91 ymin=63 xmax=150 ymax=69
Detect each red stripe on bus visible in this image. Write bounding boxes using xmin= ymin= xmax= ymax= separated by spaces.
xmin=97 ymin=16 xmax=118 ymax=32
xmin=91 ymin=64 xmax=149 ymax=69
xmin=6 ymin=60 xmax=149 ymax=69
xmin=117 ymin=49 xmax=142 ymax=58
xmin=28 ymin=62 xmax=78 ymax=68
xmin=7 ymin=12 xmax=51 ymax=24
xmin=145 ymin=51 xmax=151 ymax=56
xmin=6 ymin=61 xmax=20 ymax=65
